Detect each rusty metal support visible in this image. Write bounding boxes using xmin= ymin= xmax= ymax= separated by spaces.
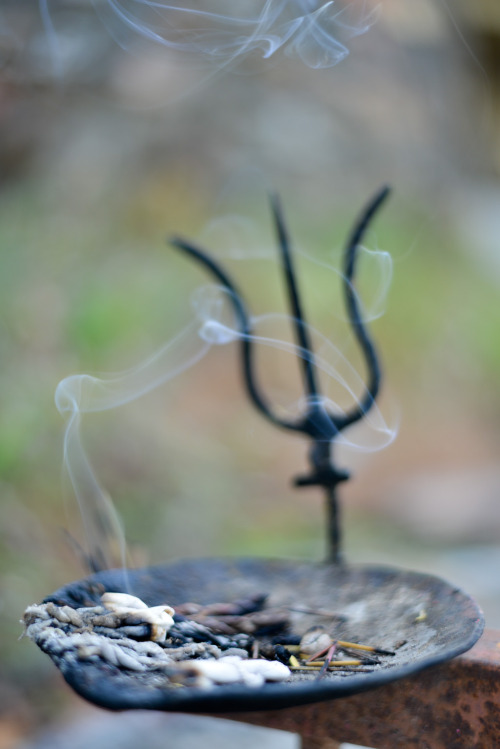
xmin=222 ymin=629 xmax=500 ymax=749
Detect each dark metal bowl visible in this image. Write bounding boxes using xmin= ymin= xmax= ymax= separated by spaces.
xmin=41 ymin=557 xmax=484 ymax=713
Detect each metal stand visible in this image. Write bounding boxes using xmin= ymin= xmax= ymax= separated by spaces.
xmin=172 ymin=187 xmax=390 ymax=562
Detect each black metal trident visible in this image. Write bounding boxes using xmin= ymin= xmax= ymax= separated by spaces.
xmin=171 ymin=186 xmax=390 ymax=564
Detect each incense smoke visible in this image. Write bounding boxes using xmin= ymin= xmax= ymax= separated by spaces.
xmin=55 ymin=240 xmax=395 ymax=569
xmin=42 ymin=0 xmax=377 ymax=71
xmin=195 ymin=288 xmax=396 ymax=449
xmin=55 ymin=323 xmax=211 ymax=570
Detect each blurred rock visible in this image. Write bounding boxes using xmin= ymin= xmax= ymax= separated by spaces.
xmin=17 ymin=710 xmax=299 ymax=749
xmin=378 ymin=465 xmax=500 ymax=543
xmin=0 ymin=0 xmax=498 ymax=200
xmin=453 ymin=1 xmax=500 ymax=32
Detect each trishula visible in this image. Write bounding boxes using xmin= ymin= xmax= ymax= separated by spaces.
xmin=171 ymin=186 xmax=390 ymax=564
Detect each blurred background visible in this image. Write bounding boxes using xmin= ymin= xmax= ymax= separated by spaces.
xmin=0 ymin=1 xmax=499 ymax=747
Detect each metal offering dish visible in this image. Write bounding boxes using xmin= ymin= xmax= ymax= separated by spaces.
xmin=25 ymin=558 xmax=483 ymax=712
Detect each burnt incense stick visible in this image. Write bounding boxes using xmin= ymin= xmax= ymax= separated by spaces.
xmin=337 ymin=640 xmax=395 ymax=656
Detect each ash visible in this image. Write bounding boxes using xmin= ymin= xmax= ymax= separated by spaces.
xmin=22 ymin=594 xmax=291 ymax=690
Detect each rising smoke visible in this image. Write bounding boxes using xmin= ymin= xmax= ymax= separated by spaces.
xmin=55 ymin=240 xmax=396 ymax=569
xmin=42 ymin=0 xmax=377 ymax=71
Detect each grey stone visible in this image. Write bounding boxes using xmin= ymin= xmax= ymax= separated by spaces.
xmin=18 ymin=710 xmax=300 ymax=749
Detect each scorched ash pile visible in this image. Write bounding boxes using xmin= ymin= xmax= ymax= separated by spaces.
xmin=23 ymin=590 xmax=395 ymax=692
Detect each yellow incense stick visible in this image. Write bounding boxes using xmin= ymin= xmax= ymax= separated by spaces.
xmin=307 ymin=659 xmax=362 ymax=667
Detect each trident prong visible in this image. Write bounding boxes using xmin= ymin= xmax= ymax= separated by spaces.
xmin=170 ymin=186 xmax=390 ymax=563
